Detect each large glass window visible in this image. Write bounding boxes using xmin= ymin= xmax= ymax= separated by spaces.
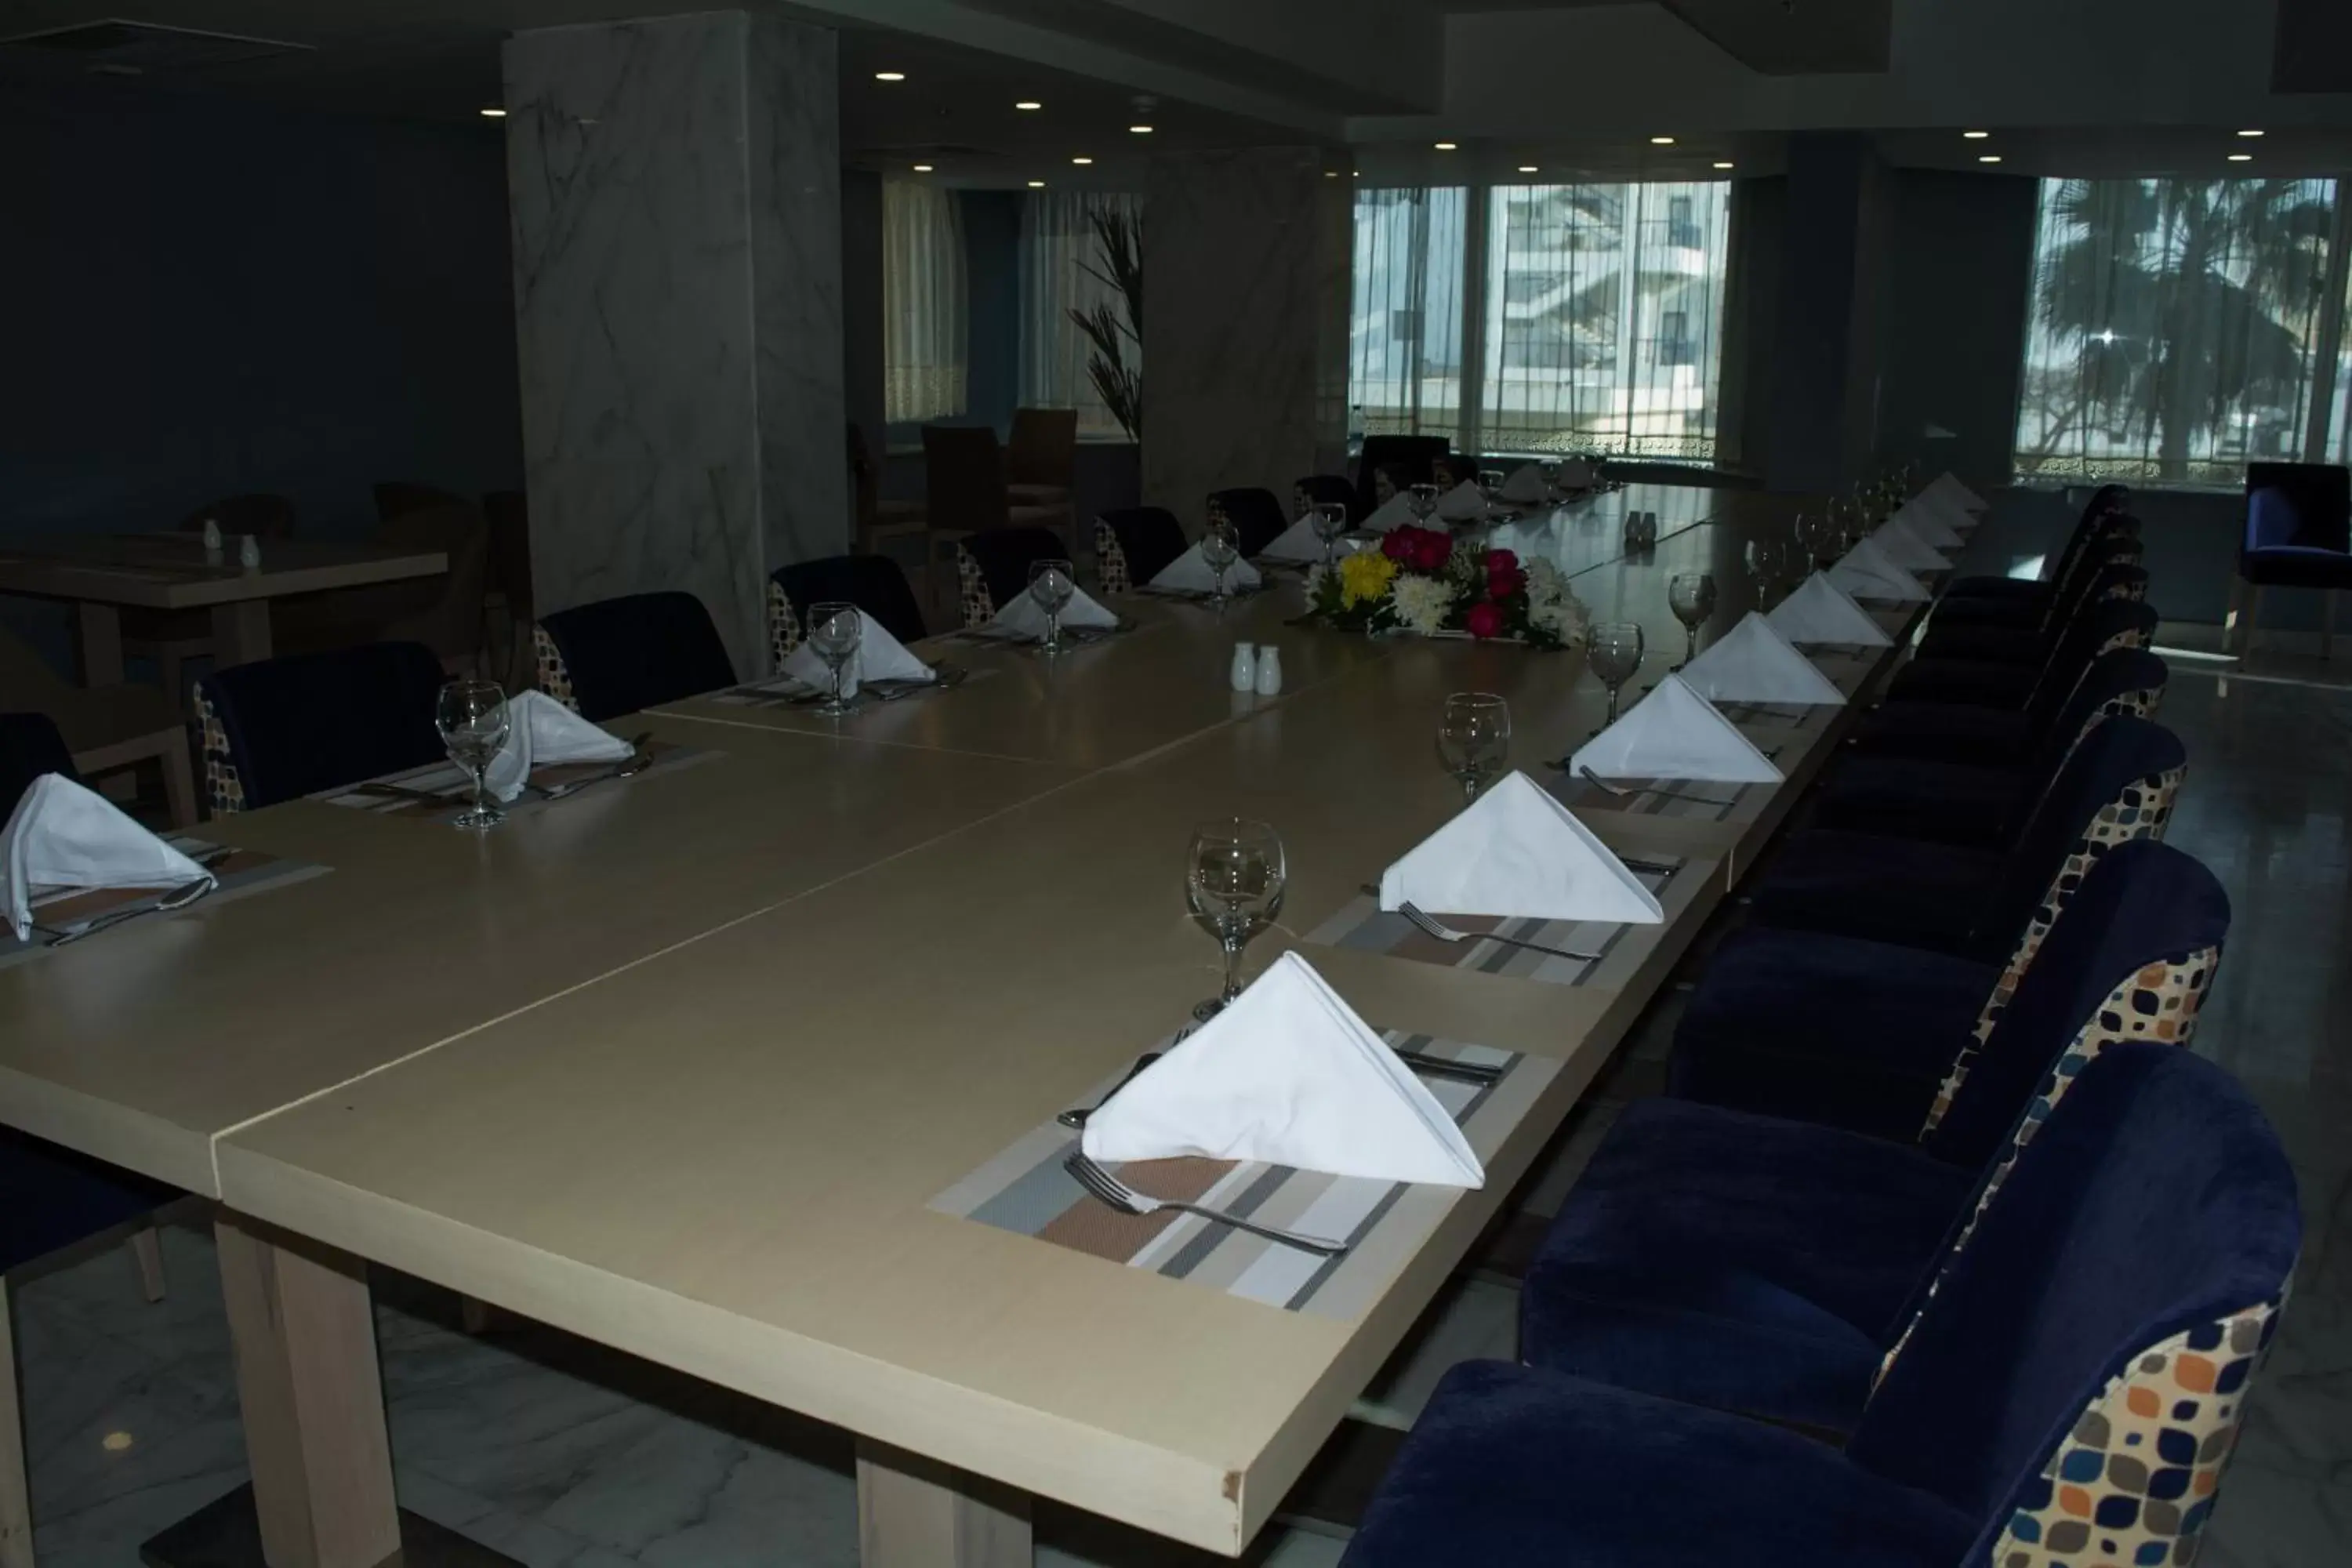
xmin=883 ymin=179 xmax=969 ymax=423
xmin=1348 ymin=187 xmax=1468 ymax=443
xmin=2015 ymin=177 xmax=2339 ymax=486
xmin=1018 ymin=191 xmax=1144 ymax=440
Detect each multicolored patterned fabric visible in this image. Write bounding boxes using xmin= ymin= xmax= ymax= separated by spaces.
xmin=956 ymin=545 xmax=996 ymax=628
xmin=532 ymin=623 xmax=580 ymax=713
xmin=192 ymin=683 xmax=246 ymax=815
xmin=767 ymin=582 xmax=803 ymax=671
xmin=2100 ymin=622 xmax=2154 ymax=656
xmin=1094 ymin=519 xmax=1132 ymax=596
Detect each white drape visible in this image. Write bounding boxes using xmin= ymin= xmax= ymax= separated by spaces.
xmin=884 ymin=179 xmax=968 ymax=423
xmin=1018 ymin=191 xmax=1142 ymax=438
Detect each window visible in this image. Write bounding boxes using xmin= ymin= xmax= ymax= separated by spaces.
xmin=1018 ymin=191 xmax=1144 ymax=440
xmin=2014 ymin=177 xmax=2340 ymax=486
xmin=883 ymin=179 xmax=968 ymax=423
xmin=1348 ymin=187 xmax=1468 ymax=442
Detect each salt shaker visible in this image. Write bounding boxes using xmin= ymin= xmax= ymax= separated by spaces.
xmin=201 ymin=517 xmax=223 ymax=557
xmin=238 ymin=534 xmax=261 ymax=571
xmin=1253 ymin=644 xmax=1283 ymax=697
xmin=1229 ymin=641 xmax=1258 ymax=692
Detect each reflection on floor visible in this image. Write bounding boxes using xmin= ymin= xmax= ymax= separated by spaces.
xmin=16 ymin=669 xmax=2348 ymax=1568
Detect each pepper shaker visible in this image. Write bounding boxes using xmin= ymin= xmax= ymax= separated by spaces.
xmin=238 ymin=534 xmax=261 ymax=571
xmin=1229 ymin=641 xmax=1258 ymax=692
xmin=1253 ymin=644 xmax=1284 ymax=697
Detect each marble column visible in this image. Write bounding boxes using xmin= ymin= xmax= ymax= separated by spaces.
xmin=1142 ymin=148 xmax=1351 ymax=528
xmin=1761 ymin=132 xmax=1892 ymax=495
xmin=505 ymin=10 xmax=846 ymax=679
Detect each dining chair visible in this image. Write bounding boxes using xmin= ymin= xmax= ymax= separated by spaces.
xmin=922 ymin=426 xmax=1073 ymax=613
xmin=1933 ymin=482 xmax=2131 ymax=616
xmin=120 ymin=494 xmax=299 ymax=705
xmin=1290 ymin=474 xmax=1359 ymax=524
xmin=192 ymin=641 xmax=448 ymax=813
xmin=1929 ymin=510 xmax=2137 ymax=642
xmin=1206 ymin=488 xmax=1287 ymax=559
xmin=0 ymin=630 xmax=195 ymax=827
xmin=767 ymin=555 xmax=927 ymax=668
xmin=1006 ymin=408 xmax=1078 ymax=510
xmin=0 ymin=713 xmax=76 ymax=813
xmin=270 ymin=502 xmax=492 ymax=676
xmin=372 ymin=481 xmax=467 ymax=523
xmin=481 ymin=491 xmax=533 ymax=684
xmin=953 ymin=528 xmax=1070 ymax=628
xmin=1878 ymin=595 xmax=2158 ymax=712
xmin=1915 ymin=539 xmax=2144 ymax=662
xmin=1341 ymin=1042 xmax=2297 ymax=1568
xmin=533 ymin=591 xmax=737 ymax=721
xmin=1091 ymin=507 xmax=1188 ymax=595
xmin=2227 ymin=460 xmax=2352 ymax=657
xmin=1353 ymin=435 xmax=1450 ymax=515
xmin=848 ymin=423 xmax=927 ymax=558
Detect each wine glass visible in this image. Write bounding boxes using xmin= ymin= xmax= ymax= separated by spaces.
xmin=1436 ymin=692 xmax=1512 ymax=803
xmin=1200 ymin=520 xmax=1241 ymax=608
xmin=1744 ymin=539 xmax=1791 ymax=605
xmin=1311 ymin=503 xmax=1348 ymax=568
xmin=1795 ymin=512 xmax=1835 ymax=571
xmin=1407 ymin=482 xmax=1439 ymax=522
xmin=1028 ymin=558 xmax=1076 ymax=653
xmin=807 ymin=601 xmax=863 ymax=714
xmin=434 ymin=677 xmax=512 ymax=832
xmin=1587 ymin=621 xmax=1646 ymax=729
xmin=1185 ymin=818 xmax=1287 ymax=1020
xmin=1668 ymin=572 xmax=1715 ymax=668
xmin=1477 ymin=469 xmax=1505 ymax=500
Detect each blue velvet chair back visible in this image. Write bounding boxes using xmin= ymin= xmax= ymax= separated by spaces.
xmin=2027 ymin=648 xmax=2169 ymax=767
xmin=1294 ymin=474 xmax=1361 ymax=523
xmin=0 ymin=712 xmax=77 ymax=816
xmin=1927 ymin=840 xmax=2227 ymax=1168
xmin=1984 ymin=716 xmax=2186 ymax=954
xmin=1207 ymin=488 xmax=1289 ymax=558
xmin=1850 ymin=1046 xmax=2296 ymax=1566
xmin=2243 ymin=461 xmax=2350 ymax=554
xmin=769 ymin=556 xmax=927 ymax=648
xmin=536 ymin=591 xmax=737 ymax=723
xmin=0 ymin=1126 xmax=173 ymax=1274
xmin=2038 ymin=503 xmax=2133 ymax=604
xmin=1098 ymin=506 xmax=1189 ymax=589
xmin=961 ymin=527 xmax=1070 ymax=611
xmin=2024 ymin=599 xmax=2159 ymax=713
xmin=2042 ymin=536 xmax=2144 ymax=630
xmin=194 ymin=641 xmax=448 ymax=810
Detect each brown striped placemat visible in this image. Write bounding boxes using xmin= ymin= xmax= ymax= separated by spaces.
xmin=314 ymin=741 xmax=715 ymax=822
xmin=931 ymin=1033 xmax=1559 ymax=1319
xmin=1302 ymin=859 xmax=1684 ymax=985
xmin=1 ymin=839 xmax=329 ymax=968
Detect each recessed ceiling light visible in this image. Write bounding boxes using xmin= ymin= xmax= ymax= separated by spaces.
xmin=2238 ymin=129 xmax=2265 ymax=138
xmin=1518 ymin=165 xmax=1539 ymax=173
xmin=1650 ymin=135 xmax=1675 ymax=145
xmin=1434 ymin=141 xmax=1457 ymax=151
xmin=480 ymin=107 xmax=506 ymax=118
xmin=873 ymin=71 xmax=906 ymax=82
xmin=1978 ymin=154 xmax=2003 ymax=164
xmin=1072 ymin=156 xmax=1093 ymax=165
xmin=1962 ymin=130 xmax=1990 ymax=140
xmin=1712 ymin=161 xmax=1735 ymax=169
xmin=1014 ymin=100 xmax=1043 ymax=111
xmin=912 ymin=163 xmax=934 ymax=172
xmin=2228 ymin=153 xmax=2254 ymax=162
xmin=1325 ymin=170 xmax=1338 ymax=178
xmin=1027 ymin=179 xmax=1046 ymax=187
xmin=1129 ymin=124 xmax=1153 ymax=134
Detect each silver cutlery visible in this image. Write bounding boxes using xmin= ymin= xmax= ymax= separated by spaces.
xmin=41 ymin=872 xmax=216 ymax=947
xmin=1063 ymin=1152 xmax=1350 ymax=1258
xmin=353 ymin=779 xmax=461 ymax=805
xmin=1577 ymin=766 xmax=1736 ymax=809
xmin=538 ymin=733 xmax=658 ymax=800
xmin=1392 ymin=1048 xmax=1507 ymax=1085
xmin=1397 ymin=902 xmax=1602 ymax=964
xmin=1058 ymin=1051 xmax=1164 ymax=1130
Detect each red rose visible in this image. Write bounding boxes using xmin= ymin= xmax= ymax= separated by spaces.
xmin=1465 ymin=601 xmax=1504 ymax=640
xmin=1487 ymin=561 xmax=1526 ymax=596
xmin=1381 ymin=530 xmax=1416 ymax=562
xmin=1484 ymin=548 xmax=1519 ymax=575
xmin=1419 ymin=537 xmax=1454 ymax=573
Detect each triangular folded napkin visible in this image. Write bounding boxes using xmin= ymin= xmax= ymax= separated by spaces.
xmin=1679 ymin=613 xmax=1848 ymax=706
xmin=1363 ymin=493 xmax=1417 ymax=532
xmin=1829 ymin=535 xmax=1930 ymax=602
xmin=1570 ymin=673 xmax=1785 ymax=784
xmin=1436 ymin=481 xmax=1488 ymax=522
xmin=1259 ymin=514 xmax=1330 ymax=563
xmin=485 ymin=691 xmax=637 ymax=800
xmin=1081 ymin=952 xmax=1485 ymax=1187
xmin=1922 ymin=472 xmax=1988 ymax=518
xmin=1889 ymin=498 xmax=1964 ymax=549
xmin=1378 ymin=771 xmax=1661 ymax=924
xmin=1871 ymin=517 xmax=1951 ymax=572
xmin=992 ymin=583 xmax=1120 ymax=639
xmin=1498 ymin=464 xmax=1549 ymax=504
xmin=3 ymin=774 xmax=213 ymax=939
xmin=1150 ymin=542 xmax=1265 ymax=593
xmin=1767 ymin=572 xmax=1895 ymax=647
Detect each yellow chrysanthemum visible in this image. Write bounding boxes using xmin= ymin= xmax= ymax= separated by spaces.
xmin=1337 ymin=550 xmax=1400 ymax=608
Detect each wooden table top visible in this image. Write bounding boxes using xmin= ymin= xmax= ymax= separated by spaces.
xmin=0 ymin=532 xmax=447 ymax=608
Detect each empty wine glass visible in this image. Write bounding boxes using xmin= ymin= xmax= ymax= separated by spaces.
xmin=1028 ymin=558 xmax=1076 ymax=653
xmin=1186 ymin=818 xmax=1287 ymax=1020
xmin=1436 ymin=692 xmax=1512 ymax=803
xmin=807 ymin=601 xmax=862 ymax=714
xmin=1668 ymin=572 xmax=1715 ymax=668
xmin=1477 ymin=469 xmax=1505 ymax=499
xmin=1587 ymin=621 xmax=1646 ymax=729
xmin=1408 ymin=482 xmax=1440 ymax=522
xmin=434 ymin=677 xmax=512 ymax=832
xmin=1795 ymin=512 xmax=1836 ymax=571
xmin=1200 ymin=520 xmax=1241 ymax=608
xmin=1311 ymin=503 xmax=1349 ymax=568
xmin=1744 ymin=539 xmax=1791 ymax=605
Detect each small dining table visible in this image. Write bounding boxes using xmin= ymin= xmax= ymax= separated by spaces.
xmin=0 ymin=532 xmax=449 ymax=684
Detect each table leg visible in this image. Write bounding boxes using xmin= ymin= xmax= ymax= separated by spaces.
xmin=211 ymin=601 xmax=273 ymax=668
xmin=76 ymin=603 xmax=125 ymax=687
xmin=856 ymin=1439 xmax=1033 ymax=1568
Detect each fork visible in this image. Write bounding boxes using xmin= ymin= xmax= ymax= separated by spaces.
xmin=1576 ymin=766 xmax=1736 ymax=809
xmin=40 ymin=873 xmax=217 ymax=947
xmin=1397 ymin=902 xmax=1602 ymax=963
xmin=1062 ymin=1152 xmax=1349 ymax=1257
xmin=539 ymin=734 xmax=657 ymax=800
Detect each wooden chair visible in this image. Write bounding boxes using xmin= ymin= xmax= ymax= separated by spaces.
xmin=483 ymin=490 xmax=533 ymax=688
xmin=921 ymin=426 xmax=1073 ymax=613
xmin=120 ymin=495 xmax=296 ymax=706
xmin=0 ymin=630 xmax=195 ymax=827
xmin=849 ymin=424 xmax=927 ymax=556
xmin=1007 ymin=408 xmax=1078 ymax=510
xmin=270 ymin=502 xmax=492 ymax=676
xmin=373 ymin=481 xmax=466 ymax=523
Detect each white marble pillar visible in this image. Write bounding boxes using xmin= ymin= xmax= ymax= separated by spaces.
xmin=1142 ymin=148 xmax=1351 ymax=528
xmin=506 ymin=10 xmax=845 ymax=678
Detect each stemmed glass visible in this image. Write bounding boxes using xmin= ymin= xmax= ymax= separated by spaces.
xmin=1201 ymin=520 xmax=1241 ymax=608
xmin=807 ymin=601 xmax=863 ymax=714
xmin=1744 ymin=539 xmax=1791 ymax=606
xmin=1186 ymin=818 xmax=1287 ymax=1020
xmin=434 ymin=677 xmax=512 ymax=832
xmin=1587 ymin=621 xmax=1646 ymax=729
xmin=1311 ymin=503 xmax=1348 ymax=568
xmin=1028 ymin=558 xmax=1076 ymax=653
xmin=1436 ymin=692 xmax=1512 ymax=803
xmin=1668 ymin=572 xmax=1715 ymax=669
xmin=1795 ymin=513 xmax=1836 ymax=572
xmin=1477 ymin=469 xmax=1505 ymax=500
xmin=1407 ymin=482 xmax=1440 ymax=523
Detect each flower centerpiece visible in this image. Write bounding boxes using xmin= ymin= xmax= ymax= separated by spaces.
xmin=1305 ymin=526 xmax=1591 ymax=649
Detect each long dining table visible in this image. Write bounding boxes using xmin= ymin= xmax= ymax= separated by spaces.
xmin=0 ymin=481 xmax=1931 ymax=1568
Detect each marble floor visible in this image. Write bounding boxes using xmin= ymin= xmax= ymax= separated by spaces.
xmin=13 ymin=663 xmax=2349 ymax=1568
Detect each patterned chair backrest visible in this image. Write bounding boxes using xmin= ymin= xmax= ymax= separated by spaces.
xmin=1207 ymin=488 xmax=1289 ymax=559
xmin=1094 ymin=507 xmax=1187 ymax=597
xmin=0 ymin=712 xmax=77 ymax=817
xmin=2024 ymin=599 xmax=2160 ymax=716
xmin=1849 ymin=1044 xmax=2296 ymax=1568
xmin=1293 ymin=474 xmax=1359 ymax=523
xmin=535 ymin=591 xmax=737 ymax=722
xmin=193 ymin=641 xmax=448 ymax=813
xmin=2027 ymin=649 xmax=2170 ymax=779
xmin=956 ymin=527 xmax=1069 ymax=628
xmin=2038 ymin=535 xmax=2145 ymax=633
xmin=768 ymin=555 xmax=927 ymax=663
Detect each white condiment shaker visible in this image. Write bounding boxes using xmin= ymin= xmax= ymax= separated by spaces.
xmin=238 ymin=535 xmax=261 ymax=570
xmin=201 ymin=517 xmax=223 ymax=555
xmin=1229 ymin=641 xmax=1258 ymax=692
xmin=1253 ymin=644 xmax=1283 ymax=697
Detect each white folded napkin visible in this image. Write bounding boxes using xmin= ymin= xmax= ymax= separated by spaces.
xmin=1498 ymin=464 xmax=1549 ymax=504
xmin=1767 ymin=572 xmax=1895 ymax=647
xmin=1828 ymin=535 xmax=1931 ymax=602
xmin=1922 ymin=473 xmax=1988 ymax=517
xmin=1570 ymin=673 xmax=1785 ymax=784
xmin=1150 ymin=542 xmax=1266 ymax=593
xmin=3 ymin=774 xmax=213 ymax=940
xmin=1918 ymin=489 xmax=1980 ymax=536
xmin=1363 ymin=493 xmax=1417 ymax=532
xmin=1872 ymin=517 xmax=1951 ymax=572
xmin=1680 ymin=612 xmax=1848 ymax=706
xmin=991 ymin=582 xmax=1119 ymax=639
xmin=1258 ymin=514 xmax=1327 ymax=563
xmin=777 ymin=608 xmax=934 ymax=702
xmin=1081 ymin=952 xmax=1484 ymax=1187
xmin=1555 ymin=458 xmax=1599 ymax=489
xmin=1436 ymin=481 xmax=1488 ymax=522
xmin=1889 ymin=498 xmax=1964 ymax=550
xmin=483 ymin=691 xmax=636 ymax=802
xmin=1378 ymin=771 xmax=1661 ymax=924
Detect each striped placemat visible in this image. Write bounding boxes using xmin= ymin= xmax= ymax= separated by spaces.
xmin=932 ymin=1033 xmax=1560 ymax=1319
xmin=0 ymin=838 xmax=329 ymax=968
xmin=1545 ymin=768 xmax=1764 ymax=822
xmin=1303 ymin=860 xmax=1682 ymax=986
xmin=706 ymin=666 xmax=996 ymax=712
xmin=314 ymin=742 xmax=715 ymax=822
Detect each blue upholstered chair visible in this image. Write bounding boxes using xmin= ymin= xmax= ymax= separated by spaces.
xmin=1886 ymin=566 xmax=2149 ymax=706
xmin=1915 ymin=534 xmax=2143 ymax=659
xmin=1811 ymin=650 xmax=2169 ymax=848
xmin=1743 ymin=715 xmax=2185 ymax=961
xmin=0 ymin=713 xmax=78 ymax=811
xmin=1293 ymin=474 xmax=1362 ymax=524
xmin=1932 ymin=484 xmax=2132 ymax=619
xmin=953 ymin=527 xmax=1071 ymax=628
xmin=1091 ymin=507 xmax=1189 ymax=596
xmin=192 ymin=641 xmax=448 ymax=813
xmin=1341 ymin=1043 xmax=2298 ymax=1568
xmin=2229 ymin=461 xmax=2352 ymax=658
xmin=765 ymin=555 xmax=927 ymax=671
xmin=533 ymin=591 xmax=737 ymax=721
xmin=1207 ymin=488 xmax=1289 ymax=559
xmin=1875 ymin=595 xmax=2156 ymax=714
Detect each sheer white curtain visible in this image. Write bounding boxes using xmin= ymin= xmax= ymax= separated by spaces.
xmin=884 ymin=179 xmax=968 ymax=423
xmin=1018 ymin=191 xmax=1142 ymax=438
xmin=1348 ymin=187 xmax=1468 ymax=442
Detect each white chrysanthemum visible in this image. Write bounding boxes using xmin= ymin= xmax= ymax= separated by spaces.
xmin=1523 ymin=557 xmax=1567 ymax=606
xmin=1390 ymin=573 xmax=1457 ymax=636
xmin=1531 ymin=590 xmax=1592 ymax=646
